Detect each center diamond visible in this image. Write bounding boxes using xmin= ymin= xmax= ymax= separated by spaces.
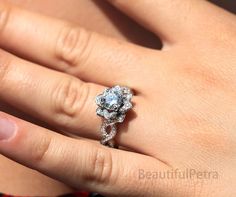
xmin=104 ymin=91 xmax=122 ymax=110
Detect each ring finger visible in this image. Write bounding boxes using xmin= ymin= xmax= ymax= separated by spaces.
xmin=0 ymin=50 xmax=141 ymax=148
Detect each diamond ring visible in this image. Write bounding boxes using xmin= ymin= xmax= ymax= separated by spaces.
xmin=95 ymin=85 xmax=133 ymax=148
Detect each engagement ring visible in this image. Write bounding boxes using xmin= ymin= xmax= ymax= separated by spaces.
xmin=95 ymin=85 xmax=133 ymax=148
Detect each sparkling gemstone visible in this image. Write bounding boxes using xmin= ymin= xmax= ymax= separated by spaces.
xmin=125 ymin=92 xmax=133 ymax=100
xmin=95 ymin=94 xmax=103 ymax=106
xmin=104 ymin=91 xmax=122 ymax=110
xmin=120 ymin=102 xmax=133 ymax=112
xmin=96 ymin=108 xmax=104 ymax=117
xmin=103 ymin=109 xmax=117 ymax=120
xmin=117 ymin=114 xmax=126 ymax=123
xmin=122 ymin=87 xmax=131 ymax=94
xmin=113 ymin=85 xmax=122 ymax=92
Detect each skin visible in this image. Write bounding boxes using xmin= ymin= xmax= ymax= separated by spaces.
xmin=0 ymin=0 xmax=235 ymax=196
xmin=0 ymin=1 xmax=159 ymax=195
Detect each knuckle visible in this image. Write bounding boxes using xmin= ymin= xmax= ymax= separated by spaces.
xmin=0 ymin=3 xmax=10 ymax=34
xmin=178 ymin=63 xmax=228 ymax=92
xmin=31 ymin=134 xmax=52 ymax=163
xmin=0 ymin=51 xmax=13 ymax=88
xmin=55 ymin=25 xmax=93 ymax=70
xmin=52 ymin=77 xmax=90 ymax=126
xmin=84 ymin=147 xmax=114 ymax=184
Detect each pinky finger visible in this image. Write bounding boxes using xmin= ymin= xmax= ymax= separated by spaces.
xmin=0 ymin=112 xmax=171 ymax=196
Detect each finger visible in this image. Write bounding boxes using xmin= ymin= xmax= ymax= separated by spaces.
xmin=0 ymin=100 xmax=53 ymax=130
xmin=0 ymin=2 xmax=149 ymax=87
xmin=107 ymin=0 xmax=236 ymax=44
xmin=0 ymin=50 xmax=141 ymax=148
xmin=0 ymin=49 xmax=103 ymax=139
xmin=0 ymin=112 xmax=172 ymax=196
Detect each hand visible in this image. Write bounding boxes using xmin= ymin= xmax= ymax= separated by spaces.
xmin=0 ymin=1 xmax=235 ymax=196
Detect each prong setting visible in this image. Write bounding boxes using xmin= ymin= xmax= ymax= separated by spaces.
xmin=95 ymin=86 xmax=133 ymax=124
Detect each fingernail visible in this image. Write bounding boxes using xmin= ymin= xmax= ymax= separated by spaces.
xmin=0 ymin=117 xmax=16 ymax=141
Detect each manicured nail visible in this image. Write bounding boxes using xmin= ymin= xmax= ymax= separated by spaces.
xmin=0 ymin=117 xmax=16 ymax=141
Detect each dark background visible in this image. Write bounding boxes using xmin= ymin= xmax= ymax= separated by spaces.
xmin=211 ymin=0 xmax=236 ymax=14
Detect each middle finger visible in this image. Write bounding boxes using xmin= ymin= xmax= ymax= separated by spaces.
xmin=0 ymin=2 xmax=146 ymax=88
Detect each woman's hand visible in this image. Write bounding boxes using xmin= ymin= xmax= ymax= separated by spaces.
xmin=0 ymin=1 xmax=235 ymax=196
